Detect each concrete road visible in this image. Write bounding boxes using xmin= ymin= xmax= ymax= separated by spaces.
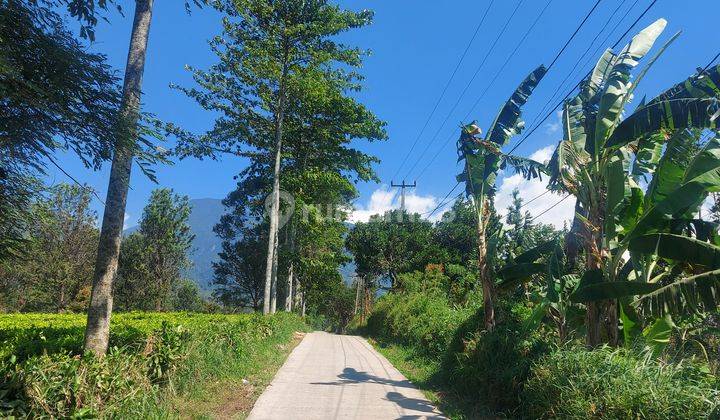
xmin=247 ymin=332 xmax=446 ymax=420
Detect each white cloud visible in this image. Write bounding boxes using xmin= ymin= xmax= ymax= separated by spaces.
xmin=350 ymin=186 xmax=444 ymax=223
xmin=495 ymin=144 xmax=575 ymax=229
xmin=123 ymin=212 xmax=131 ymax=230
xmin=544 ymin=110 xmax=563 ymax=135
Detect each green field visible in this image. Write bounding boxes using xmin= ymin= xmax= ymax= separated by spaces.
xmin=0 ymin=312 xmax=309 ymax=418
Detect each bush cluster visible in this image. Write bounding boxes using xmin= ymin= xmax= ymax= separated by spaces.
xmin=0 ymin=312 xmax=307 ymax=417
xmin=522 ymin=346 xmax=720 ymax=419
xmin=361 ymin=290 xmax=720 ymax=418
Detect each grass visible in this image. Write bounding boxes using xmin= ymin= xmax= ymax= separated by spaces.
xmin=0 ymin=311 xmax=309 ymax=418
xmin=366 ymin=338 xmax=495 ymax=419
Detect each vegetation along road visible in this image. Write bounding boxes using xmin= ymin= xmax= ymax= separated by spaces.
xmin=248 ymin=332 xmax=445 ymax=419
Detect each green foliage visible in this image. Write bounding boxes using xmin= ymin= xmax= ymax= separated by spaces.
xmin=346 ymin=210 xmax=443 ymax=288
xmin=522 ymin=346 xmax=720 ymax=419
xmin=0 ymin=312 xmax=308 ymax=418
xmin=0 ymin=184 xmax=98 ymax=312
xmin=365 ymin=288 xmax=480 ymax=359
xmin=446 ymin=302 xmax=552 ymax=414
xmin=115 ymin=189 xmax=194 ymax=311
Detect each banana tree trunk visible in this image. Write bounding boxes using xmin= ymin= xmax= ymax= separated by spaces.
xmin=584 ymin=207 xmax=618 ymax=347
xmin=84 ymin=0 xmax=154 ymax=357
xmin=564 ymin=199 xmax=584 ymax=268
xmin=475 ymin=196 xmax=495 ymax=331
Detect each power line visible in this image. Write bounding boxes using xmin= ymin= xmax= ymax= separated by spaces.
xmin=533 ymin=194 xmax=571 ymax=219
xmin=390 ymin=0 xmax=496 ymax=181
xmin=700 ymin=50 xmax=720 ymax=74
xmin=403 ymin=0 xmax=527 ymax=180
xmin=505 ymin=0 xmax=660 ymax=156
xmin=415 ymin=0 xmax=605 ymax=180
xmin=424 ymin=181 xmax=461 ymax=217
xmin=464 ymin=0 xmax=555 ymax=124
xmin=46 ymin=155 xmax=106 ymax=205
xmin=545 ymin=0 xmax=603 ymax=74
xmin=525 ymin=0 xmax=632 ymax=133
xmin=519 ymin=189 xmax=551 ymax=209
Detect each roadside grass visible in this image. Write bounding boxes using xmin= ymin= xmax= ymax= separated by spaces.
xmin=168 ymin=331 xmax=306 ymax=419
xmin=1 ymin=312 xmax=309 ymax=418
xmin=367 ymin=338 xmax=495 ymax=420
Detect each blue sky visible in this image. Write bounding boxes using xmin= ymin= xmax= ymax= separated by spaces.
xmin=48 ymin=0 xmax=720 ymax=228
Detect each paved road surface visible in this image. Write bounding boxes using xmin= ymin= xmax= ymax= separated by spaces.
xmin=247 ymin=332 xmax=446 ymax=420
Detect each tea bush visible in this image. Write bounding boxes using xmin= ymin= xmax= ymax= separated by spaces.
xmin=0 ymin=312 xmax=308 ymax=417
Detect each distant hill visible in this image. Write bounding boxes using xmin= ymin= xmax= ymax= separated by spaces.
xmin=125 ymin=199 xmax=358 ymax=292
xmin=125 ymin=198 xmax=225 ymax=293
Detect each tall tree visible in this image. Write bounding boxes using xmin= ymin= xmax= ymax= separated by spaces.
xmin=138 ymin=188 xmax=194 ymax=310
xmin=212 ymin=221 xmax=267 ymax=311
xmin=346 ymin=210 xmax=441 ymax=289
xmin=84 ymin=0 xmax=155 ymax=356
xmin=173 ymin=0 xmax=385 ymax=314
xmin=114 ymin=189 xmax=194 ymax=311
xmin=0 ymin=184 xmax=98 ymax=312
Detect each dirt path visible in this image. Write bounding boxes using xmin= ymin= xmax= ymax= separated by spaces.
xmin=247 ymin=332 xmax=446 ymax=420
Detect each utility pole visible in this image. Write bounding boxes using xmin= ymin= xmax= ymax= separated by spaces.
xmin=391 ymin=180 xmax=416 ymax=211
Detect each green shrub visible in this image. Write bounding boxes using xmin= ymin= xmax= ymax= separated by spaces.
xmin=444 ymin=301 xmax=551 ymax=414
xmin=0 ymin=312 xmax=308 ymax=418
xmin=522 ymin=346 xmax=720 ymax=419
xmin=366 ymin=291 xmax=477 ymax=358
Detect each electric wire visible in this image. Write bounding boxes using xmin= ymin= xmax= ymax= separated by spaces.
xmin=390 ymin=0 xmax=496 ymax=181
xmin=505 ymin=0 xmax=660 ymax=156
xmin=414 ymin=0 xmax=605 ymax=181
xmin=403 ymin=0 xmax=527 ymax=180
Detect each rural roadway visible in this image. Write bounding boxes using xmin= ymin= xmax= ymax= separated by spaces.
xmin=247 ymin=331 xmax=446 ymax=420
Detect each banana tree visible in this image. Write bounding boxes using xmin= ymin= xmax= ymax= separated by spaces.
xmin=497 ymin=239 xmax=585 ymax=343
xmin=549 ymin=17 xmax=720 ymax=346
xmin=457 ymin=65 xmax=547 ymax=331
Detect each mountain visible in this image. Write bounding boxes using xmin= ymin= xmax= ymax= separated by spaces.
xmin=125 ymin=198 xmax=225 ymax=293
xmin=185 ymin=198 xmax=225 ymax=291
xmin=124 ymin=199 xmax=359 ymax=291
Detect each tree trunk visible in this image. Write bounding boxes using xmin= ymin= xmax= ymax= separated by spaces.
xmin=84 ymin=0 xmax=154 ymax=357
xmin=353 ymin=277 xmax=361 ymax=315
xmin=301 ymin=290 xmax=306 ymax=317
xmin=564 ymin=199 xmax=584 ymax=268
xmin=262 ymin=61 xmax=288 ymax=315
xmin=285 ymin=262 xmax=294 ymax=312
xmin=294 ymin=277 xmax=302 ymax=313
xmin=475 ymin=197 xmax=495 ymax=331
xmin=584 ymin=209 xmax=618 ymax=348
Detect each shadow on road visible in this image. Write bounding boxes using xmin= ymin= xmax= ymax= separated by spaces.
xmin=311 ymin=368 xmax=445 ymax=418
xmin=311 ymin=367 xmax=416 ymax=389
xmin=386 ymin=391 xmax=445 ymax=418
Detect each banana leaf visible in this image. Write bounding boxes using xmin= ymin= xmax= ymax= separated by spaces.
xmin=499 ymin=154 xmax=547 ymax=180
xmin=485 ymin=65 xmax=548 ymax=146
xmin=515 ymin=239 xmax=559 ymax=263
xmin=631 ymin=132 xmax=665 ymax=181
xmin=647 ymin=64 xmax=720 ymax=106
xmin=570 ymin=280 xmax=662 ymax=303
xmin=594 ymin=19 xmax=667 ymax=154
xmin=605 ymin=98 xmax=720 ymax=149
xmin=458 ymin=65 xmax=547 ymax=197
xmin=497 ymin=262 xmax=546 ymax=291
xmin=629 ymin=233 xmax=720 ymax=268
xmin=580 ymin=48 xmax=617 ymax=105
xmin=628 ymin=137 xmax=720 ymax=239
xmin=643 ymin=130 xmax=697 ymax=208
